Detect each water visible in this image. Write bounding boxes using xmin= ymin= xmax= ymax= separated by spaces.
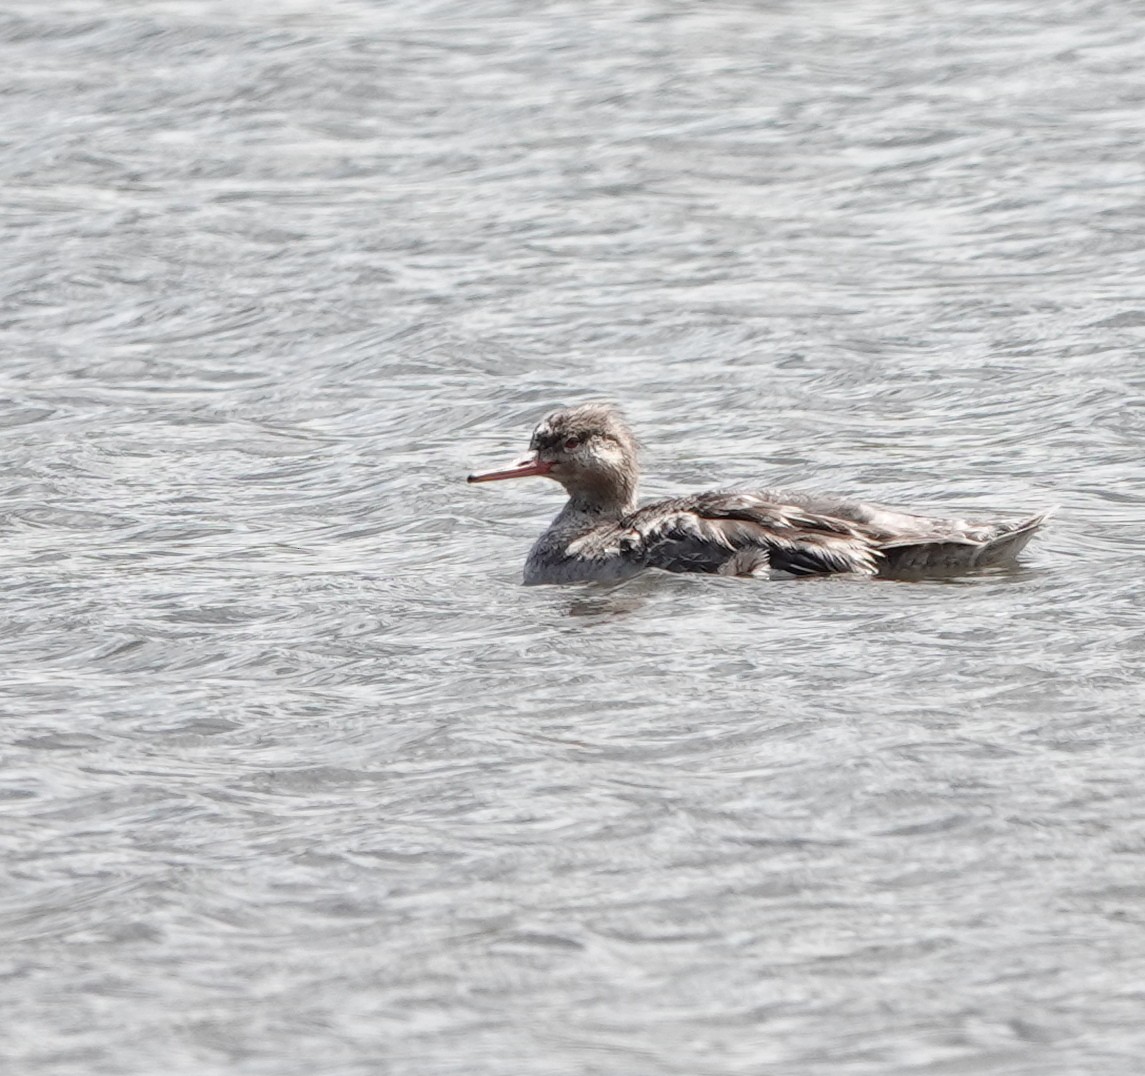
xmin=3 ymin=1 xmax=1144 ymax=1072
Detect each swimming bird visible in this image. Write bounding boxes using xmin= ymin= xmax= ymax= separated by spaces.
xmin=467 ymin=403 xmax=1050 ymax=585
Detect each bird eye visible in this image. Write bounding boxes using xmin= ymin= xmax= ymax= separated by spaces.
xmin=564 ymin=437 xmax=581 ymax=451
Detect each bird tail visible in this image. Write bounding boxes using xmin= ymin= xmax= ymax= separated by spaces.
xmin=975 ymin=508 xmax=1055 ymax=564
xmin=877 ymin=508 xmax=1054 ymax=576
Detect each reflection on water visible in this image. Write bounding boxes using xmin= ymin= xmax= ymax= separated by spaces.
xmin=564 ymin=586 xmax=650 ymax=620
xmin=3 ymin=0 xmax=1145 ymax=1074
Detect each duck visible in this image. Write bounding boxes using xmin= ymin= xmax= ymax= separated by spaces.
xmin=467 ymin=403 xmax=1050 ymax=585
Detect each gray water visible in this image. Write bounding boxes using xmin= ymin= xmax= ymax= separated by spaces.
xmin=3 ymin=1 xmax=1144 ymax=1073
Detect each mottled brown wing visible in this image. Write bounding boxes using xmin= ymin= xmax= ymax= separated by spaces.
xmin=621 ymin=493 xmax=882 ymax=577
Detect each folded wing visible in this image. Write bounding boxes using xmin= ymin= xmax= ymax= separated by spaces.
xmin=614 ymin=492 xmax=883 ymax=577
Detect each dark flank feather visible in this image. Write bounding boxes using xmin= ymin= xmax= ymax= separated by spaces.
xmin=623 ymin=494 xmax=882 ymax=577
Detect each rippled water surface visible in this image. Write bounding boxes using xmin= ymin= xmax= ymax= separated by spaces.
xmin=4 ymin=1 xmax=1145 ymax=1073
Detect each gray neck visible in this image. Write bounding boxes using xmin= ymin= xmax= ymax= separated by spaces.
xmin=562 ymin=484 xmax=636 ymax=518
xmin=558 ymin=466 xmax=638 ymax=518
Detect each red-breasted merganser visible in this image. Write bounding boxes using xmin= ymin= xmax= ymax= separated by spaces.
xmin=467 ymin=403 xmax=1051 ymax=585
